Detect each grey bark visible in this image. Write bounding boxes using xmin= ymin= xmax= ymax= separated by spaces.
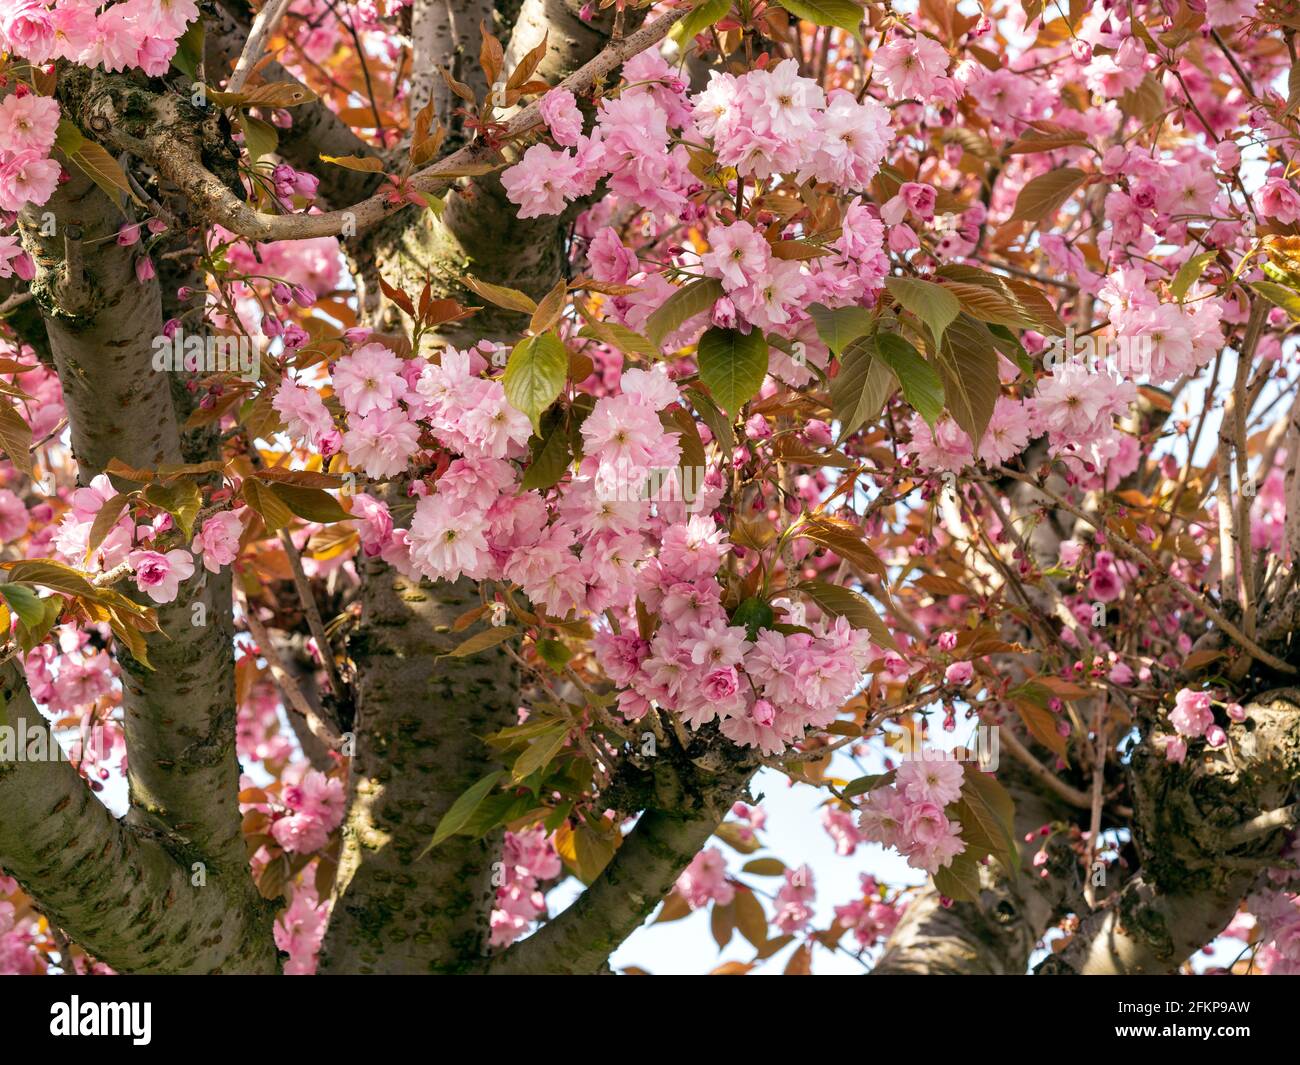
xmin=12 ymin=165 xmax=276 ymax=970
xmin=319 ymin=568 xmax=518 ymax=973
xmin=0 ymin=662 xmax=278 ymax=972
xmin=1050 ymin=690 xmax=1300 ymax=974
xmin=318 ymin=0 xmax=648 ymax=973
xmin=410 ymin=0 xmax=494 ymax=135
xmin=485 ymin=751 xmax=758 ymax=974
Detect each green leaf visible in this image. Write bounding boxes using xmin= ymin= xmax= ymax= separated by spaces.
xmin=830 ymin=335 xmax=895 ymax=442
xmin=933 ymin=850 xmax=982 ymax=902
xmin=67 ymin=138 xmax=142 ymax=207
xmin=1007 ymin=167 xmax=1087 ymax=225
xmin=144 ymin=479 xmax=203 ymax=538
xmin=0 ymin=404 xmax=32 ymax=477
xmin=775 ymin=0 xmax=865 ymax=38
xmin=1170 ymin=251 xmax=1217 ymax=302
xmin=731 ymin=596 xmax=774 ymax=639
xmin=1010 ymin=689 xmax=1070 ymax=761
xmin=936 ymin=265 xmax=1065 ymax=336
xmin=457 ymin=792 xmax=537 ymax=839
xmin=577 ymin=321 xmax=657 ymax=359
xmin=207 ymin=83 xmax=318 ymax=108
xmin=418 ymin=771 xmax=504 ymax=857
xmin=795 ymin=515 xmax=886 ymax=577
xmin=686 ymin=386 xmax=735 ymax=453
xmin=1117 ymin=74 xmax=1166 ymax=126
xmin=885 ymin=276 xmax=960 ymax=348
xmin=660 ymin=405 xmax=706 ymax=473
xmin=795 ymin=579 xmax=898 ymax=652
xmin=842 ymin=769 xmax=896 ymax=798
xmin=84 ymin=494 xmax=131 ymax=563
xmin=238 ymin=113 xmax=279 ymax=165
xmin=733 ymin=887 xmax=768 ymax=948
xmin=645 ymin=277 xmax=724 ymax=350
xmin=15 ymin=594 xmax=62 ymax=653
xmin=564 ymin=822 xmax=619 ymax=884
xmin=441 ymin=626 xmax=519 ymax=658
xmin=463 ymin=275 xmax=537 ymax=314
xmin=741 ymin=857 xmax=787 ymax=876
xmin=171 ymin=19 xmax=205 ymax=81
xmin=954 ymin=768 xmax=1018 ymax=875
xmin=930 ymin=314 xmax=1000 ymax=454
xmin=520 ymin=417 xmax=572 ymax=491
xmin=988 ymin=323 xmax=1033 ymax=378
xmin=715 ymin=821 xmax=761 ymax=854
xmin=696 ymin=327 xmax=769 ymax=414
xmin=243 ymin=477 xmax=294 ymax=532
xmin=0 ymin=583 xmax=47 ymax=630
xmin=808 ymin=303 xmax=873 ymax=356
xmin=535 ymin=638 xmax=572 ymax=671
xmin=503 ymin=332 xmax=568 ymax=432
xmin=267 ymin=482 xmax=352 ymax=525
xmin=319 ymin=153 xmax=386 ymax=173
xmin=874 ymin=333 xmax=943 ymax=428
xmin=53 ymin=118 xmax=84 ymax=156
xmin=511 ymin=723 xmax=570 ymax=784
xmin=4 ymin=559 xmax=98 ymax=599
xmin=677 ymin=0 xmax=732 ymax=42
xmin=1251 ymin=281 xmax=1300 ymax=321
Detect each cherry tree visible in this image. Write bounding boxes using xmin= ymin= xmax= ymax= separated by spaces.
xmin=0 ymin=0 xmax=1299 ymax=977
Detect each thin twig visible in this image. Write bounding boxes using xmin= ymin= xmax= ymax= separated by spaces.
xmin=999 ymin=725 xmax=1094 ymax=810
xmin=996 ymin=466 xmax=1298 ymax=675
xmin=229 ymin=0 xmax=294 ymax=93
xmin=243 ymin=599 xmax=343 ymax=750
xmin=277 ymin=528 xmax=348 ymax=700
xmin=1224 ymin=802 xmax=1300 ymax=847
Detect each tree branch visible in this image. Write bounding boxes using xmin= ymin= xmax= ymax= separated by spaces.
xmin=227 ymin=0 xmax=294 ymax=93
xmin=206 ymin=0 xmax=385 ymax=211
xmin=0 ymin=662 xmax=277 ymax=972
xmin=95 ymin=8 xmax=687 ymax=242
xmin=483 ymin=755 xmax=757 ymax=975
xmin=319 ymin=565 xmax=520 ymax=973
xmin=1046 ymin=688 xmax=1300 ymax=974
xmin=16 ymin=167 xmax=270 ymax=941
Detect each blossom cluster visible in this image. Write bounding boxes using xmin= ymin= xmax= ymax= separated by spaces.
xmin=0 ymin=873 xmax=41 ymax=975
xmin=0 ymin=85 xmax=60 ymax=213
xmin=489 ymin=827 xmax=562 ymax=948
xmin=264 ymin=765 xmax=346 ymax=854
xmin=833 ymin=874 xmax=904 ymax=950
xmin=1249 ymin=888 xmax=1300 ymax=976
xmin=508 ymin=54 xmax=890 ymax=221
xmin=594 ymin=589 xmax=875 ymax=755
xmin=676 ymin=845 xmax=734 ymax=910
xmin=47 ymin=470 xmax=246 ymax=604
xmin=1 ymin=0 xmax=197 ymax=76
xmin=856 ymin=758 xmax=967 ymax=875
xmin=280 ymin=337 xmax=880 ymax=755
xmin=274 ymin=882 xmax=329 ymax=976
